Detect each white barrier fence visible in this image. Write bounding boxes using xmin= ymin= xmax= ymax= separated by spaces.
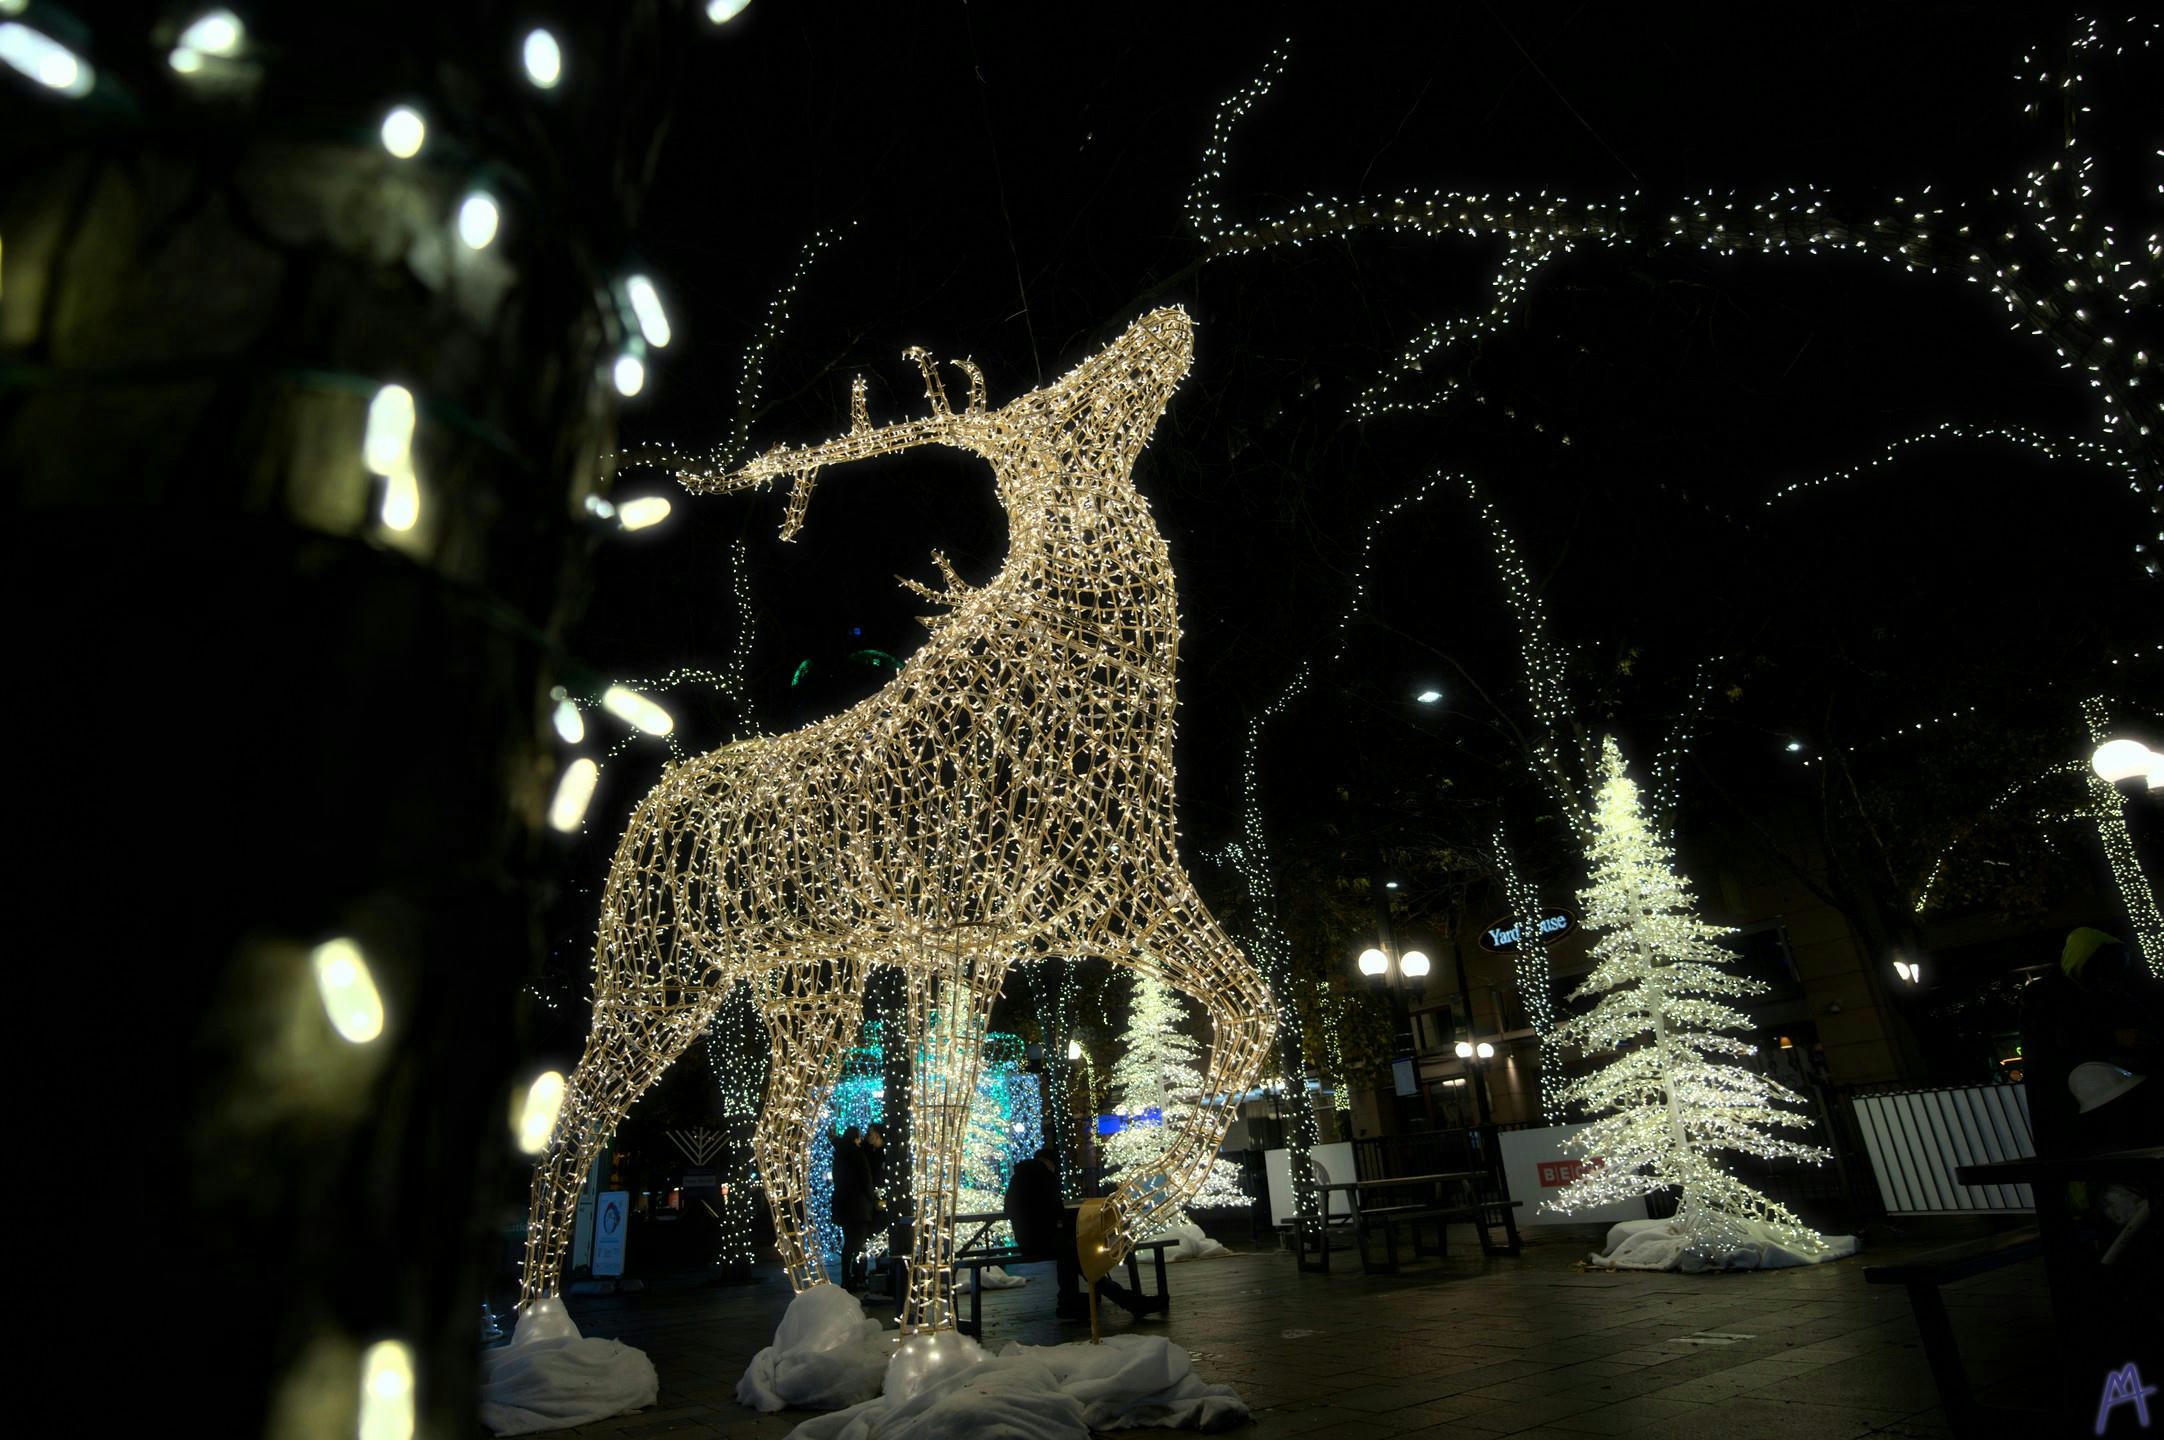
xmin=1851 ymin=1083 xmax=2035 ymax=1215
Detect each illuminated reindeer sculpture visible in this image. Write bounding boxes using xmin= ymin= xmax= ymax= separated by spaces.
xmin=521 ymin=307 xmax=1275 ymax=1335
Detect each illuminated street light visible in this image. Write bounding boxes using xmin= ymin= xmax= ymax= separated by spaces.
xmin=2092 ymin=737 xmax=2155 ymax=784
xmin=1357 ymin=947 xmax=1388 ymax=977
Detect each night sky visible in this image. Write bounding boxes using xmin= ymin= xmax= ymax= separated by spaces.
xmin=537 ymin=1 xmax=2158 ymax=1033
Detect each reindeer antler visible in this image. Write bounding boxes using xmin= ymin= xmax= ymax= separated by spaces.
xmin=684 ymin=345 xmax=997 ymax=541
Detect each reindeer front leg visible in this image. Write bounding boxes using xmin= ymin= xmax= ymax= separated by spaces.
xmin=1074 ymin=884 xmax=1276 ymax=1273
xmin=896 ymin=943 xmax=1008 ymax=1336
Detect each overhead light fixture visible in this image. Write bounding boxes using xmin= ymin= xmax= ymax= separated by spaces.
xmin=1399 ymin=951 xmax=1430 ymax=978
xmin=1454 ymin=1041 xmax=1473 ymax=1059
xmin=1475 ymin=1041 xmax=1495 ymax=1059
xmin=706 ymin=0 xmax=752 ymax=22
xmin=1785 ymin=740 xmax=1803 ymax=753
xmin=612 ymin=353 xmax=645 ymax=397
xmin=1357 ymin=947 xmax=1388 ymax=977
xmin=1416 ymin=689 xmax=1442 ymax=704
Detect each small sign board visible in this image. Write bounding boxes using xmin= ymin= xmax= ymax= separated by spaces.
xmin=1496 ymin=1123 xmax=1647 ymax=1227
xmin=1392 ymin=1055 xmax=1418 ymax=1097
xmin=1478 ymin=911 xmax=1576 ymax=952
xmin=592 ymin=1190 xmax=629 ymax=1277
xmin=681 ymin=1167 xmax=718 ymax=1191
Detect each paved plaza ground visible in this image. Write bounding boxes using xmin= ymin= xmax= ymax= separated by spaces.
xmin=499 ymin=1220 xmax=2058 ymax=1439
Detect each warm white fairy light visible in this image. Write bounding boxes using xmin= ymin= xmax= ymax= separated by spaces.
xmin=378 ymin=106 xmax=425 ymax=160
xmin=312 ymin=938 xmax=384 ymax=1045
xmin=379 ymin=461 xmax=419 ymax=532
xmin=1189 ymin=16 xmax=2164 ymax=569
xmin=456 ymin=192 xmax=499 ymax=250
xmin=520 ymin=309 xmax=1274 ymax=1339
xmin=624 ymin=275 xmax=671 ymax=349
xmin=599 ymin=685 xmax=672 ymax=736
xmin=177 ymin=10 xmax=242 ymax=57
xmin=547 ymin=759 xmax=599 ymax=833
xmin=0 ymin=22 xmax=90 ymax=95
xmin=520 ymin=28 xmax=561 ymax=89
xmin=615 ymin=495 xmax=671 ymax=530
xmin=550 ymin=694 xmax=584 ymax=745
xmin=357 ymin=1340 xmax=415 ymax=1440
xmin=1546 ymin=740 xmax=1837 ymax=1261
xmin=362 ymin=384 xmax=414 ymax=474
xmin=516 ymin=1070 xmax=567 ymax=1155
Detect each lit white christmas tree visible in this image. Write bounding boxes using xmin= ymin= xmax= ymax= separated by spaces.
xmin=1104 ymin=972 xmax=1248 ymax=1217
xmin=1548 ymin=738 xmax=1855 ymax=1271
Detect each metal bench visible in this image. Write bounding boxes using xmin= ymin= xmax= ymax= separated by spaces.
xmin=949 ymin=1235 xmax=1178 ymax=1339
xmin=1863 ymin=1225 xmax=2043 ymax=1431
xmin=1356 ymin=1195 xmax=1523 ymax=1273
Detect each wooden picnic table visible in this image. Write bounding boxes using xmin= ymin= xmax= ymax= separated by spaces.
xmin=1295 ymin=1169 xmax=1520 ymax=1274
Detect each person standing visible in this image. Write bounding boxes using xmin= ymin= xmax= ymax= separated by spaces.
xmin=1003 ymin=1147 xmax=1162 ymax=1321
xmin=831 ymin=1126 xmax=872 ymax=1292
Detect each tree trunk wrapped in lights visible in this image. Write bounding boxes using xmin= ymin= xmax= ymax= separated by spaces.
xmin=1548 ymin=739 xmax=1855 ymax=1271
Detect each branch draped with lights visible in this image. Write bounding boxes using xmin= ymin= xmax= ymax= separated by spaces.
xmin=520 ymin=309 xmax=1275 ymax=1338
xmin=1188 ymin=19 xmax=2162 ymax=572
xmin=1548 ymin=740 xmax=1841 ymax=1263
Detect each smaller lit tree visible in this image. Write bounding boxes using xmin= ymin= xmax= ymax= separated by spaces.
xmin=1549 ymin=738 xmax=1849 ymax=1269
xmin=1104 ymin=972 xmax=1248 ymax=1216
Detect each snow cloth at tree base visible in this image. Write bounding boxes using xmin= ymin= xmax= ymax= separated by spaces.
xmin=1149 ymin=1221 xmax=1231 ymax=1259
xmin=969 ymin=1264 xmax=1030 ymax=1290
xmin=787 ymin=1332 xmax=1248 ymax=1440
xmin=737 ymin=1284 xmax=894 ymax=1412
xmin=1589 ymin=1216 xmax=1860 ymax=1272
xmin=479 ymin=1298 xmax=659 ymax=1435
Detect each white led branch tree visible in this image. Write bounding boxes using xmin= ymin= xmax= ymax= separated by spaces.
xmin=1547 ymin=739 xmax=1855 ymax=1271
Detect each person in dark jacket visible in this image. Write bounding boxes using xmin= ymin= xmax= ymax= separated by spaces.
xmin=831 ymin=1126 xmax=875 ymax=1292
xmin=1003 ymin=1147 xmax=1161 ymax=1320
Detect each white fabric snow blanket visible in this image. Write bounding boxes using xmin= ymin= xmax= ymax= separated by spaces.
xmin=479 ymin=1298 xmax=659 ymax=1435
xmin=1590 ymin=1216 xmax=1860 ymax=1272
xmin=738 ymin=1284 xmax=896 ymax=1412
xmin=785 ymin=1330 xmax=1248 ymax=1440
xmin=1148 ymin=1223 xmax=1230 ymax=1260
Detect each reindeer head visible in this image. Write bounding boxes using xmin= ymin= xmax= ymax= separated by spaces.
xmin=677 ymin=306 xmax=1194 ymax=541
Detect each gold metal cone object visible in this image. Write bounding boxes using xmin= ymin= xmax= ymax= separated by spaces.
xmin=1076 ymin=1197 xmax=1123 ymax=1283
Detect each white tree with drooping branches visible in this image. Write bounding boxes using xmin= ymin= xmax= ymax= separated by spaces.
xmin=1548 ymin=738 xmax=1853 ymax=1270
xmin=1104 ymin=972 xmax=1248 ymax=1217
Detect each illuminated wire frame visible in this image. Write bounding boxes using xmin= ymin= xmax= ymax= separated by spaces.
xmin=519 ymin=307 xmax=1276 ymax=1336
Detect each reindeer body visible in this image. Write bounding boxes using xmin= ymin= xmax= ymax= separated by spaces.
xmin=521 ymin=307 xmax=1274 ymax=1336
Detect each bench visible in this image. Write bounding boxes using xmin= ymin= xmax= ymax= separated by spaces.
xmin=1356 ymin=1195 xmax=1523 ymax=1274
xmin=950 ymin=1237 xmax=1177 ymax=1339
xmin=1864 ymin=1225 xmax=2043 ymax=1431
